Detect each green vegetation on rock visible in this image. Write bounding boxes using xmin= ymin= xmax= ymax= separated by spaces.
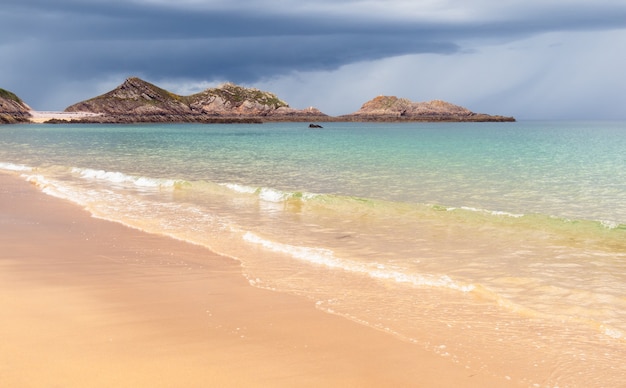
xmin=0 ymin=88 xmax=23 ymax=103
xmin=201 ymin=83 xmax=289 ymax=109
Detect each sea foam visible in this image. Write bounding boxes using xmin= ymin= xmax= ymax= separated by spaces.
xmin=220 ymin=183 xmax=257 ymax=194
xmin=72 ymin=167 xmax=179 ymax=189
xmin=0 ymin=162 xmax=32 ymax=172
xmin=242 ymin=232 xmax=475 ymax=293
xmin=221 ymin=182 xmax=317 ymax=202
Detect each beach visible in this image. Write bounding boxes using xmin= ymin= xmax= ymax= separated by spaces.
xmin=2 ymin=121 xmax=625 ymax=386
xmin=27 ymin=111 xmax=102 ymax=123
xmin=0 ymin=172 xmax=515 ymax=387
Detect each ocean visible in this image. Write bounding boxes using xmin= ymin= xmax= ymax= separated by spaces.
xmin=1 ymin=121 xmax=625 ymax=386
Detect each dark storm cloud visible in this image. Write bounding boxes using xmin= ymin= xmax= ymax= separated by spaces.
xmin=1 ymin=0 xmax=464 ymax=107
xmin=31 ymin=35 xmax=457 ymax=81
xmin=2 ymin=0 xmax=626 ymax=114
xmin=2 ymin=0 xmax=462 ymax=72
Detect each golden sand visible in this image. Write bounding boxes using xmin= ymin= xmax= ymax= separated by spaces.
xmin=27 ymin=111 xmax=102 ymax=123
xmin=0 ymin=173 xmax=517 ymax=387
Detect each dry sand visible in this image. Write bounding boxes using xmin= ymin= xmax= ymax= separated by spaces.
xmin=28 ymin=111 xmax=102 ymax=123
xmin=0 ymin=172 xmax=518 ymax=387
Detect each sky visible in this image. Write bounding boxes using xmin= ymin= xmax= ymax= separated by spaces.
xmin=1 ymin=0 xmax=626 ymax=119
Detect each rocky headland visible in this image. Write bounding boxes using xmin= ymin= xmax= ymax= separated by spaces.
xmin=62 ymin=77 xmax=328 ymax=124
xmin=2 ymin=77 xmax=515 ymax=124
xmin=0 ymin=88 xmax=32 ymax=124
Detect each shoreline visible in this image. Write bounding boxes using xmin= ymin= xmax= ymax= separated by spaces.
xmin=29 ymin=114 xmax=515 ymax=124
xmin=17 ymin=110 xmax=515 ymax=124
xmin=0 ymin=172 xmax=516 ymax=387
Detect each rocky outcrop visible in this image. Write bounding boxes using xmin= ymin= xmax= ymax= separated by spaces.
xmin=65 ymin=77 xmax=192 ymax=116
xmin=47 ymin=78 xmax=515 ymax=124
xmin=340 ymin=96 xmax=515 ymax=122
xmin=0 ymin=88 xmax=31 ymax=124
xmin=63 ymin=77 xmax=329 ymax=123
xmin=187 ymin=82 xmax=288 ymax=115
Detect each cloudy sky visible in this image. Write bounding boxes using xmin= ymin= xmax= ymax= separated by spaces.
xmin=2 ymin=0 xmax=626 ymax=119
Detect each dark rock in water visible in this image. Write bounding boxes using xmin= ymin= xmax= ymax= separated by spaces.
xmin=309 ymin=123 xmax=323 ymax=128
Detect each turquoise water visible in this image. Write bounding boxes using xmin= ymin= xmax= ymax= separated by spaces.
xmin=2 ymin=121 xmax=625 ymax=386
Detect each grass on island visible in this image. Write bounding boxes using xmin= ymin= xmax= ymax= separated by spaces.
xmin=0 ymin=88 xmax=23 ymax=103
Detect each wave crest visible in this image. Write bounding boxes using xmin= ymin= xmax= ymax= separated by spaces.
xmin=71 ymin=167 xmax=183 ymax=189
xmin=0 ymin=162 xmax=32 ymax=172
xmin=242 ymin=232 xmax=475 ymax=293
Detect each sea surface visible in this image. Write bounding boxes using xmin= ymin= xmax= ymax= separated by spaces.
xmin=2 ymin=121 xmax=625 ymax=386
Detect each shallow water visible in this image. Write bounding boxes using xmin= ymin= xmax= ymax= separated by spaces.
xmin=2 ymin=121 xmax=625 ymax=386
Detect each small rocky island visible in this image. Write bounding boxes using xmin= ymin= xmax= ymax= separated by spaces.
xmin=340 ymin=96 xmax=515 ymax=122
xmin=0 ymin=88 xmax=32 ymax=124
xmin=2 ymin=77 xmax=515 ymax=124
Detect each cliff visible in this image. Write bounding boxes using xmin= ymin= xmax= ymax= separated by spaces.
xmin=63 ymin=77 xmax=328 ymax=123
xmin=0 ymin=88 xmax=31 ymax=124
xmin=340 ymin=96 xmax=515 ymax=122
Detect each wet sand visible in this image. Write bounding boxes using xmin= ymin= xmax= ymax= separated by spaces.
xmin=0 ymin=172 xmax=517 ymax=387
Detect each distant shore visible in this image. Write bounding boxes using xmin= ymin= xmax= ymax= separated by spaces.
xmin=28 ymin=110 xmax=103 ymax=123
xmin=26 ymin=110 xmax=515 ymax=124
xmin=2 ymin=79 xmax=515 ymax=124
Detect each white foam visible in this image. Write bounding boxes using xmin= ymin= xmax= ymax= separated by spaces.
xmin=490 ymin=210 xmax=524 ymax=218
xmin=0 ymin=162 xmax=32 ymax=172
xmin=258 ymin=187 xmax=289 ymax=203
xmin=243 ymin=232 xmax=340 ymax=268
xmin=600 ymin=220 xmax=620 ymax=229
xmin=133 ymin=176 xmax=175 ymax=188
xmin=72 ymin=167 xmax=177 ymax=189
xmin=221 ymin=183 xmax=257 ymax=194
xmin=24 ymin=174 xmax=77 ymax=202
xmin=459 ymin=206 xmax=524 ymax=218
xmin=369 ymin=269 xmax=476 ymax=292
xmin=242 ymin=232 xmax=475 ymax=293
xmin=222 ymin=182 xmax=319 ymax=205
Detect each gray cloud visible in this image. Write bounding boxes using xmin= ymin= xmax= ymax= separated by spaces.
xmin=2 ymin=0 xmax=626 ymax=117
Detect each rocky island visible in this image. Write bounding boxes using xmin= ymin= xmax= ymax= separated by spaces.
xmin=341 ymin=96 xmax=515 ymax=122
xmin=2 ymin=77 xmax=514 ymax=124
xmin=0 ymin=88 xmax=32 ymax=124
xmin=61 ymin=77 xmax=328 ymax=124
